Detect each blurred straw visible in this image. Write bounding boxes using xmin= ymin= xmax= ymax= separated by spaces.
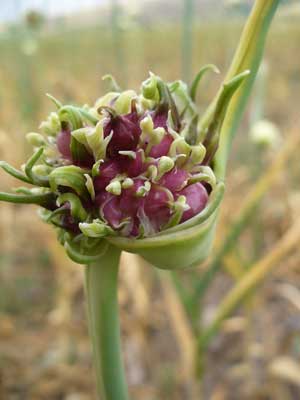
xmin=122 ymin=254 xmax=199 ymax=394
xmin=111 ymin=0 xmax=127 ymax=86
xmin=47 ymin=237 xmax=83 ymax=362
xmin=0 ymin=131 xmax=22 ymax=278
xmin=10 ymin=3 xmax=39 ymax=129
xmin=198 ymin=216 xmax=300 ymax=351
xmin=269 ymin=356 xmax=300 ymax=388
xmin=182 ymin=0 xmax=195 ymax=84
xmin=121 ymin=253 xmax=156 ymax=385
xmin=125 ymin=253 xmax=197 ymax=382
xmin=192 ymin=132 xmax=300 ymax=302
xmin=223 ymin=252 xmax=245 ymax=280
xmin=160 ymin=271 xmax=199 ymax=394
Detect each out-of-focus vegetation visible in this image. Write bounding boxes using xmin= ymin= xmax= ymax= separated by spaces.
xmin=0 ymin=2 xmax=300 ymax=399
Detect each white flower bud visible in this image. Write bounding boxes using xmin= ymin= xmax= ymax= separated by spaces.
xmin=250 ymin=119 xmax=281 ymax=149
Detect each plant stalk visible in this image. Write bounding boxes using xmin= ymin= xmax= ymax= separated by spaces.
xmin=85 ymin=247 xmax=129 ymax=400
xmin=182 ymin=0 xmax=195 ymax=84
xmin=215 ymin=0 xmax=280 ymax=179
xmin=192 ymin=133 xmax=300 ymax=303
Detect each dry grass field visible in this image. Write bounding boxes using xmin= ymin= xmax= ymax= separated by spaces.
xmin=0 ymin=6 xmax=300 ymax=399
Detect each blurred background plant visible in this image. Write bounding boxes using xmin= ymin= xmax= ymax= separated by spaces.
xmin=0 ymin=1 xmax=300 ymax=399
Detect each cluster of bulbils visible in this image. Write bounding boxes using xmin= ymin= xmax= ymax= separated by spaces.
xmin=1 ymin=71 xmax=231 ymax=256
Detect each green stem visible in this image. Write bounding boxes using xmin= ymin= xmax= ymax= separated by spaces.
xmin=192 ymin=133 xmax=299 ymax=303
xmin=0 ymin=191 xmax=56 ymax=206
xmin=214 ymin=0 xmax=280 ymax=179
xmin=191 ymin=0 xmax=280 ymax=297
xmin=197 ymin=0 xmax=279 ymax=178
xmin=85 ymin=247 xmax=129 ymax=400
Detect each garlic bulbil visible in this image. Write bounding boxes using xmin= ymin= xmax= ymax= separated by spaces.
xmin=0 ymin=70 xmax=248 ymax=268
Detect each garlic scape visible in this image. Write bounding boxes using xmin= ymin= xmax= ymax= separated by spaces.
xmin=0 ymin=70 xmax=247 ymax=269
